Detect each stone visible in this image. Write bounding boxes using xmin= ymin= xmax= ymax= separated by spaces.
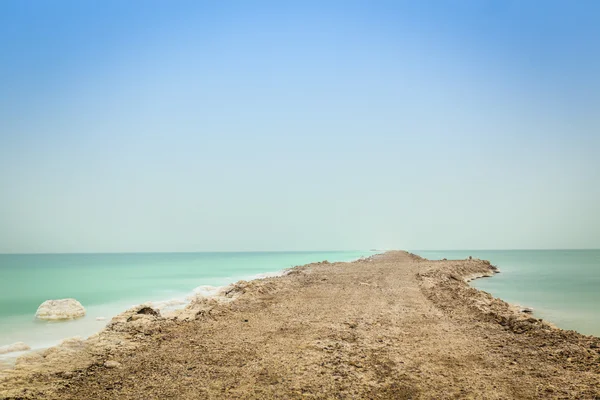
xmin=104 ymin=360 xmax=121 ymax=368
xmin=106 ymin=305 xmax=164 ymax=335
xmin=35 ymin=299 xmax=86 ymax=320
xmin=0 ymin=342 xmax=31 ymax=355
xmin=135 ymin=306 xmax=160 ymax=316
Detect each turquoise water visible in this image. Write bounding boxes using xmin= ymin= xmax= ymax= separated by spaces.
xmin=3 ymin=250 xmax=598 ymax=358
xmin=413 ymin=250 xmax=600 ymax=337
xmin=0 ymin=251 xmax=374 ymax=354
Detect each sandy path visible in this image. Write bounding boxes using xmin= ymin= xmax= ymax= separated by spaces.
xmin=1 ymin=251 xmax=599 ymax=399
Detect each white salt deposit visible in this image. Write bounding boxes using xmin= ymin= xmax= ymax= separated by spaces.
xmin=147 ymin=299 xmax=187 ymax=311
xmin=35 ymin=299 xmax=86 ymax=320
xmin=248 ymin=270 xmax=288 ymax=280
xmin=0 ymin=342 xmax=31 ymax=355
xmin=188 ymin=285 xmax=223 ymax=300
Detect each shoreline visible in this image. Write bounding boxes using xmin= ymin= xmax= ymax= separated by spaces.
xmin=0 ymin=253 xmax=375 ymax=368
xmin=1 ymin=251 xmax=598 ymax=399
xmin=413 ymin=249 xmax=600 ymax=337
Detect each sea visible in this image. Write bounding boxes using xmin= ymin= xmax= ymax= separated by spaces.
xmin=413 ymin=250 xmax=600 ymax=337
xmin=1 ymin=250 xmax=599 ymax=363
xmin=0 ymin=251 xmax=373 ymax=360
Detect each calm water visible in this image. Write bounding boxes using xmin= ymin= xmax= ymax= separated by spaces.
xmin=413 ymin=250 xmax=600 ymax=337
xmin=0 ymin=251 xmax=374 ymax=354
xmin=2 ymin=250 xmax=598 ymax=359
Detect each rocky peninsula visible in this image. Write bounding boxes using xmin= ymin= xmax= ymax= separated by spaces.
xmin=1 ymin=251 xmax=599 ymax=399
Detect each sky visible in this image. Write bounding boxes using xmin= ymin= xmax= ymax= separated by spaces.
xmin=1 ymin=1 xmax=599 ymax=253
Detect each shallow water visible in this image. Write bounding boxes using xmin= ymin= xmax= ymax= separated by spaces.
xmin=413 ymin=250 xmax=600 ymax=337
xmin=0 ymin=251 xmax=374 ymax=354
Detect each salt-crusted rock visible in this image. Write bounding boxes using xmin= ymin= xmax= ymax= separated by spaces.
xmin=0 ymin=342 xmax=31 ymax=355
xmin=104 ymin=360 xmax=121 ymax=368
xmin=9 ymin=311 xmax=146 ymax=376
xmin=171 ymin=297 xmax=219 ymax=321
xmin=13 ymin=337 xmax=96 ymax=374
xmin=104 ymin=305 xmax=163 ymax=335
xmin=35 ymin=299 xmax=86 ymax=320
xmin=57 ymin=336 xmax=86 ymax=350
xmin=187 ymin=285 xmax=224 ymax=301
xmin=15 ymin=351 xmax=44 ymax=369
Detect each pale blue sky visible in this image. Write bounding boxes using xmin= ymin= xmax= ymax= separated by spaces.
xmin=1 ymin=1 xmax=599 ymax=252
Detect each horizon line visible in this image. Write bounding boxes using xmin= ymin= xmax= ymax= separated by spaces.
xmin=1 ymin=248 xmax=599 ymax=256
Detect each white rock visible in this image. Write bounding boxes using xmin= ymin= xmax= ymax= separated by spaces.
xmin=104 ymin=360 xmax=121 ymax=368
xmin=0 ymin=342 xmax=31 ymax=355
xmin=35 ymin=299 xmax=86 ymax=320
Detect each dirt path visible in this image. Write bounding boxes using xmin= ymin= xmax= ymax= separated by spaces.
xmin=1 ymin=251 xmax=599 ymax=399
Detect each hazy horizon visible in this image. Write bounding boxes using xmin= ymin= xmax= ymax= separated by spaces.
xmin=1 ymin=1 xmax=599 ymax=253
xmin=2 ymin=248 xmax=600 ymax=256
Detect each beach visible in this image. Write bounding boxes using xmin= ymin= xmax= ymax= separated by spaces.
xmin=0 ymin=251 xmax=374 ymax=355
xmin=1 ymin=251 xmax=599 ymax=399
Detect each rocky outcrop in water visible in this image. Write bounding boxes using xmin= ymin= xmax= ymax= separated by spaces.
xmin=35 ymin=299 xmax=86 ymax=320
